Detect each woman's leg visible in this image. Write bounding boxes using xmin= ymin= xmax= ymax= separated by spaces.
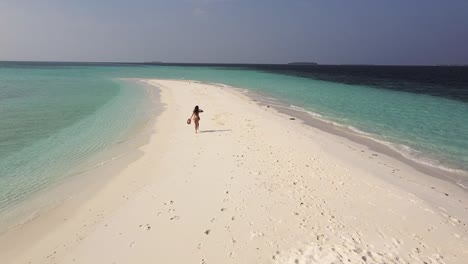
xmin=195 ymin=120 xmax=199 ymax=133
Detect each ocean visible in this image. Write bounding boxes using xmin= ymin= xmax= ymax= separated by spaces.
xmin=0 ymin=62 xmax=467 ymax=223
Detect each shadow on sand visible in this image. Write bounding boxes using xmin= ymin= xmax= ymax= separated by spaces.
xmin=200 ymin=129 xmax=232 ymax=133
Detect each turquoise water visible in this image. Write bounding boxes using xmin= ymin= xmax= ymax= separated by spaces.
xmin=0 ymin=63 xmax=467 ymax=216
xmin=0 ymin=65 xmax=155 ymax=214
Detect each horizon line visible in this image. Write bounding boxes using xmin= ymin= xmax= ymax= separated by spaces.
xmin=1 ymin=60 xmax=467 ymax=67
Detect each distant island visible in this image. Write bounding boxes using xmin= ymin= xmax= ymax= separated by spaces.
xmin=287 ymin=62 xmax=318 ymax=65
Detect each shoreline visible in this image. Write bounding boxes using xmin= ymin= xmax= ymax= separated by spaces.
xmin=215 ymin=82 xmax=468 ymax=190
xmin=0 ymin=79 xmax=162 ymax=234
xmin=1 ymin=79 xmax=467 ymax=263
xmin=205 ymin=80 xmax=468 ymax=211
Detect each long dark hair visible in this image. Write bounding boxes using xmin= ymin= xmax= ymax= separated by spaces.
xmin=193 ymin=105 xmax=199 ymax=114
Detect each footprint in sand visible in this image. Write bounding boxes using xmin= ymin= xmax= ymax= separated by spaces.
xmin=138 ymin=224 xmax=151 ymax=231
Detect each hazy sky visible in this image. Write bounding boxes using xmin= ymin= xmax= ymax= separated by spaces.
xmin=1 ymin=0 xmax=467 ymax=65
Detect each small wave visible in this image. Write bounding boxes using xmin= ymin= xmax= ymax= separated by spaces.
xmin=351 ymin=129 xmax=467 ymax=179
xmin=386 ymin=142 xmax=468 ymax=175
xmin=217 ymin=83 xmax=230 ymax=88
xmin=94 ymin=154 xmax=126 ymax=168
xmin=304 ymin=111 xmax=323 ymax=118
xmin=289 ymin=104 xmax=306 ymax=111
xmin=343 ymin=125 xmax=373 ymax=137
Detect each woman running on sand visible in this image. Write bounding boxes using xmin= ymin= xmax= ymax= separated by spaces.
xmin=190 ymin=105 xmax=204 ymax=133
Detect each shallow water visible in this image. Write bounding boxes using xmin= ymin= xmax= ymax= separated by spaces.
xmin=0 ymin=66 xmax=155 ymax=214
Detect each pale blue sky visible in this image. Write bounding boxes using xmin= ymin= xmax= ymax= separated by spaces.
xmin=1 ymin=0 xmax=467 ymax=65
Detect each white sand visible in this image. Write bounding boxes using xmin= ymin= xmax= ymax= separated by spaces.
xmin=1 ymin=79 xmax=467 ymax=264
